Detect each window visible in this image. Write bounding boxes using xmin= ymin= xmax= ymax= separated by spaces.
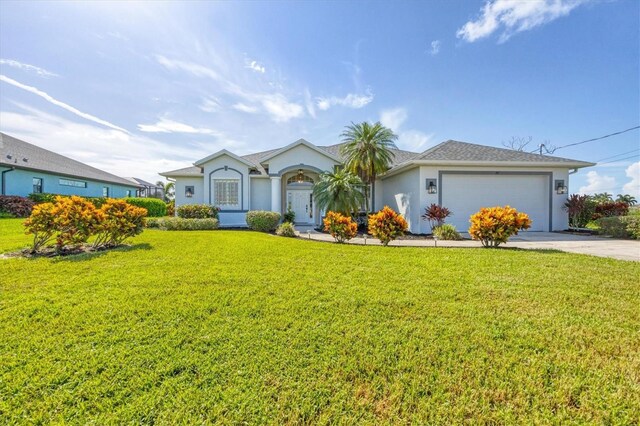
xmin=185 ymin=186 xmax=194 ymax=198
xmin=125 ymin=190 xmax=131 ymax=197
xmin=103 ymin=187 xmax=109 ymax=197
xmin=32 ymin=178 xmax=43 ymax=194
xmin=59 ymin=178 xmax=87 ymax=188
xmin=213 ymin=179 xmax=239 ymax=205
xmin=286 ymin=171 xmax=314 ymax=185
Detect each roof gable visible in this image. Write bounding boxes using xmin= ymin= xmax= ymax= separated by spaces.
xmin=259 ymin=139 xmax=341 ymax=164
xmin=194 ymin=149 xmax=257 ymax=168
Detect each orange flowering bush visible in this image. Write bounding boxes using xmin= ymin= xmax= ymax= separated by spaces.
xmin=323 ymin=211 xmax=358 ymax=243
xmin=367 ymin=206 xmax=408 ymax=246
xmin=469 ymin=205 xmax=532 ymax=248
xmin=93 ymin=199 xmax=147 ymax=248
xmin=51 ymin=196 xmax=102 ymax=251
xmin=23 ymin=196 xmax=148 ymax=253
xmin=23 ymin=202 xmax=57 ymax=252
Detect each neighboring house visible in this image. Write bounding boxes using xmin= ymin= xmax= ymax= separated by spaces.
xmin=125 ymin=177 xmax=164 ymax=199
xmin=161 ymin=138 xmax=594 ymax=233
xmin=0 ymin=132 xmax=140 ymax=198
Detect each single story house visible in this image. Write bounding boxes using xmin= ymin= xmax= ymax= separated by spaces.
xmin=124 ymin=177 xmax=165 ymax=199
xmin=160 ymin=138 xmax=594 ymax=233
xmin=0 ymin=132 xmax=140 ymax=198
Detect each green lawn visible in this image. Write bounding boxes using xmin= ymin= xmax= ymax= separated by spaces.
xmin=1 ymin=218 xmax=639 ymax=424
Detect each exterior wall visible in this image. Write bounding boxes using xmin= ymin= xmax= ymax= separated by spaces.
xmin=250 ymin=177 xmax=271 ymax=211
xmin=380 ymin=167 xmax=421 ymax=233
xmin=1 ymin=168 xmax=137 ymax=198
xmin=415 ymin=165 xmax=570 ymax=233
xmin=200 ymin=155 xmax=251 ymax=212
xmin=173 ymin=176 xmax=205 ymax=213
xmin=218 ymin=212 xmax=248 ymax=227
xmin=265 ymin=144 xmax=338 ymax=175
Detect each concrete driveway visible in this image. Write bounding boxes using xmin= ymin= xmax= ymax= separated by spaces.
xmin=296 ymin=228 xmax=640 ymax=262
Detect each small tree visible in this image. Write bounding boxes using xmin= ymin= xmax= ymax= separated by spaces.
xmin=421 ymin=203 xmax=452 ymax=230
xmin=469 ymin=206 xmax=531 ymax=248
xmin=368 ymin=206 xmax=408 ymax=246
xmin=313 ymin=169 xmax=365 ymax=216
xmin=51 ymin=196 xmax=102 ymax=251
xmin=93 ymin=199 xmax=147 ymax=248
xmin=616 ymin=194 xmax=637 ymax=206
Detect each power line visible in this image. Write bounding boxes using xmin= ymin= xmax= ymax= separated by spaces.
xmin=529 ymin=125 xmax=640 ymax=154
xmin=595 ymin=148 xmax=640 ymax=163
xmin=597 ymin=154 xmax=640 ymax=165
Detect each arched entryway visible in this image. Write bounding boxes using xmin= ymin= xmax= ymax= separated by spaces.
xmin=284 ymin=169 xmax=316 ymax=225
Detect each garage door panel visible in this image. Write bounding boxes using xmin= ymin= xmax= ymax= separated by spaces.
xmin=441 ymin=174 xmax=549 ymax=232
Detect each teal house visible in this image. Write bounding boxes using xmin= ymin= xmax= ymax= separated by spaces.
xmin=0 ymin=132 xmax=139 ymax=198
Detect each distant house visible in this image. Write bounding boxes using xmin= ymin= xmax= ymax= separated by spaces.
xmin=0 ymin=132 xmax=139 ymax=198
xmin=124 ymin=177 xmax=164 ymax=199
xmin=161 ymin=138 xmax=594 ymax=232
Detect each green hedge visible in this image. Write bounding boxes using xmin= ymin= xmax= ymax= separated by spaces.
xmin=246 ymin=210 xmax=281 ymax=232
xmin=28 ymin=193 xmax=108 ymax=207
xmin=146 ymin=217 xmax=219 ymax=230
xmin=276 ymin=222 xmax=296 ymax=237
xmin=177 ymin=204 xmax=220 ymax=219
xmin=125 ymin=197 xmax=167 ymax=217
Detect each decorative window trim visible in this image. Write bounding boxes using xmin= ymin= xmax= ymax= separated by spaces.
xmin=103 ymin=187 xmax=109 ymax=197
xmin=213 ymin=179 xmax=240 ymax=206
xmin=32 ymin=177 xmax=43 ymax=194
xmin=59 ymin=178 xmax=87 ymax=188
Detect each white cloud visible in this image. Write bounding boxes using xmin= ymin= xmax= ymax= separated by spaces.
xmin=304 ymin=88 xmax=316 ymax=119
xmin=199 ymin=97 xmax=221 ymax=112
xmin=430 ymin=40 xmax=441 ymax=55
xmin=245 ymin=60 xmax=265 ymax=73
xmin=137 ymin=118 xmax=222 ymax=136
xmin=622 ymin=161 xmax=640 ymax=198
xmin=578 ymin=170 xmax=617 ymax=195
xmin=0 ymin=59 xmax=58 ymax=78
xmin=232 ymin=103 xmax=259 ymax=113
xmin=398 ymin=130 xmax=435 ymax=152
xmin=380 ymin=108 xmax=408 ymax=131
xmin=260 ymin=94 xmax=304 ymax=122
xmin=0 ymin=105 xmax=211 ymax=182
xmin=457 ymin=0 xmax=588 ymax=43
xmin=0 ymin=74 xmax=129 ymax=133
xmin=155 ymin=55 xmax=304 ymax=122
xmin=316 ymin=89 xmax=374 ymax=111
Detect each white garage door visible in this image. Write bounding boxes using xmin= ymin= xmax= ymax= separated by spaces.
xmin=441 ymin=173 xmax=550 ymax=232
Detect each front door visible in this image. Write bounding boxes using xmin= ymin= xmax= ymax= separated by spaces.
xmin=287 ymin=190 xmax=313 ymax=224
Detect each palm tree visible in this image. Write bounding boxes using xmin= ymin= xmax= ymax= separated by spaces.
xmin=156 ymin=180 xmax=175 ymax=202
xmin=313 ymin=169 xmax=365 ymax=216
xmin=340 ymin=121 xmax=397 ymax=213
xmin=616 ymin=194 xmax=637 ymax=206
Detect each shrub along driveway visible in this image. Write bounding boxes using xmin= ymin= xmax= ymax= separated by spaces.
xmin=298 ymin=228 xmax=640 ymax=262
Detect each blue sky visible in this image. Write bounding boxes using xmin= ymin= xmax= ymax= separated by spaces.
xmin=0 ymin=0 xmax=638 ymax=196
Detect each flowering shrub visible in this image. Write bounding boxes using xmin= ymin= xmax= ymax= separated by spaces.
xmin=367 ymin=206 xmax=408 ymax=246
xmin=177 ymin=204 xmax=220 ymax=219
xmin=422 ymin=203 xmax=452 ymax=230
xmin=276 ymin=222 xmax=297 ymax=237
xmin=93 ymin=199 xmax=147 ymax=248
xmin=23 ymin=202 xmax=57 ymax=252
xmin=23 ymin=196 xmax=148 ymax=253
xmin=469 ymin=205 xmax=531 ymax=248
xmin=622 ymin=215 xmax=640 ymax=239
xmin=51 ymin=196 xmax=102 ymax=250
xmin=0 ymin=195 xmax=35 ymax=217
xmin=323 ymin=211 xmax=357 ymax=243
xmin=166 ymin=200 xmax=175 ymax=217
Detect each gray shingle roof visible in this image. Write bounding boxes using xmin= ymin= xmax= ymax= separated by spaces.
xmin=413 ymin=140 xmax=593 ymax=164
xmin=0 ymin=132 xmax=140 ymax=187
xmin=160 ymin=166 xmax=203 ymax=177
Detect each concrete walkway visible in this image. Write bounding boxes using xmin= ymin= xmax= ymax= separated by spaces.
xmin=295 ymin=227 xmax=640 ymax=262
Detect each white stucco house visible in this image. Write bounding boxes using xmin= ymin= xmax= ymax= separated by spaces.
xmin=160 ymin=138 xmax=594 ymax=233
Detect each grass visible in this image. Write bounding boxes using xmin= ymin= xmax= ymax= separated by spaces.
xmin=1 ymin=218 xmax=639 ymax=424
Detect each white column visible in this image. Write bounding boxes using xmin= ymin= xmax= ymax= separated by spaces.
xmin=270 ymin=176 xmax=281 ymax=214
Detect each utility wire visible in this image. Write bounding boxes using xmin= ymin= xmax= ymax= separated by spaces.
xmin=529 ymin=125 xmax=640 ymax=154
xmin=595 ymin=148 xmax=640 ymax=163
xmin=597 ymin=154 xmax=640 ymax=165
